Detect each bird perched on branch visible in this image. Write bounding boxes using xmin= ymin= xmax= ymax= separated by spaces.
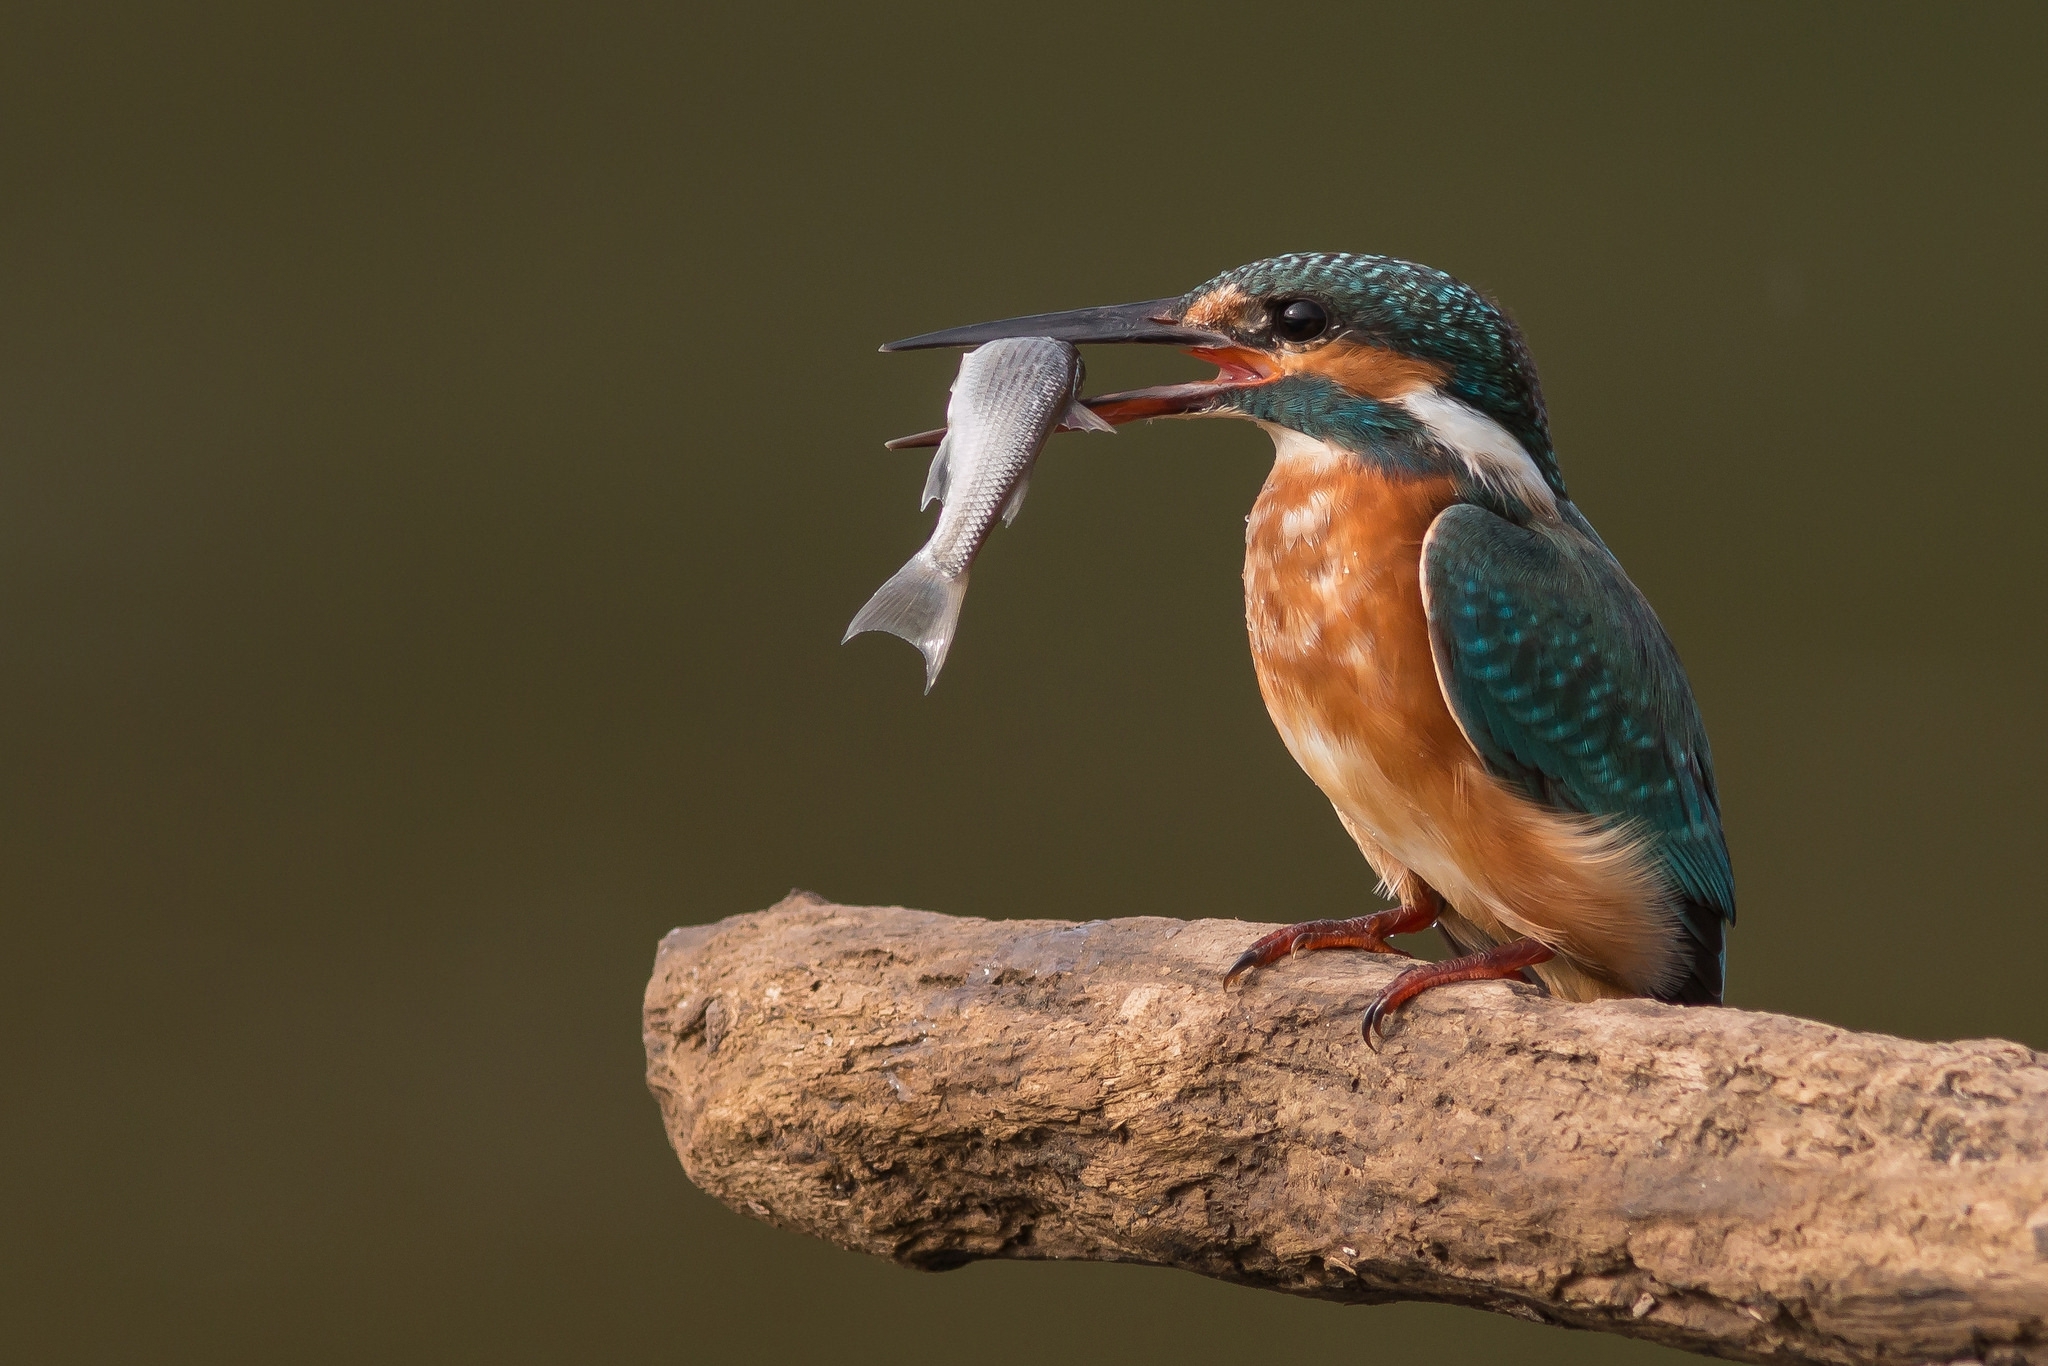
xmin=884 ymin=253 xmax=1733 ymax=1043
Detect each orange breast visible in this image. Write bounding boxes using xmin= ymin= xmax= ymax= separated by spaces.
xmin=1243 ymin=441 xmax=1681 ymax=1001
xmin=1244 ymin=455 xmax=1473 ymax=836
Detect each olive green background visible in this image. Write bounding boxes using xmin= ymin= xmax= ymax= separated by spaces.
xmin=3 ymin=4 xmax=2043 ymax=1362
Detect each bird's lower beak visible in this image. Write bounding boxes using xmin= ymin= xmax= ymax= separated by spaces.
xmin=879 ymin=298 xmax=1275 ymax=446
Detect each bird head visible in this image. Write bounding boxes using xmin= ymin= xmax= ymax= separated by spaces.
xmin=885 ymin=252 xmax=1567 ymax=514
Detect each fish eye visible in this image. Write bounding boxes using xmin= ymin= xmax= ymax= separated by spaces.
xmin=1272 ymin=298 xmax=1328 ymax=343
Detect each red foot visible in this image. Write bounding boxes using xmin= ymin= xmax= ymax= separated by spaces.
xmin=1361 ymin=936 xmax=1556 ymax=1049
xmin=1223 ymin=900 xmax=1440 ymax=988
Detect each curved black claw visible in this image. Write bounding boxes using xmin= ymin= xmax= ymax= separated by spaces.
xmin=1222 ymin=922 xmax=1313 ymax=988
xmin=1360 ymin=973 xmax=1419 ymax=1052
xmin=1223 ymin=938 xmax=1293 ymax=989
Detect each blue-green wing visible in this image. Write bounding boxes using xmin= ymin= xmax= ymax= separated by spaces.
xmin=1422 ymin=502 xmax=1734 ymax=1003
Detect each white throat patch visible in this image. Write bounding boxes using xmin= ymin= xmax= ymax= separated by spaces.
xmin=1396 ymin=389 xmax=1558 ymax=517
xmin=1257 ymin=421 xmax=1348 ymax=472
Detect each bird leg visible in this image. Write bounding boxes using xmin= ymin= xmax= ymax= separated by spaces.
xmin=1360 ymin=936 xmax=1556 ymax=1050
xmin=1223 ymin=895 xmax=1441 ymax=988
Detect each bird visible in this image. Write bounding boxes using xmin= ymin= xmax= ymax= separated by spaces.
xmin=883 ymin=253 xmax=1734 ymax=1044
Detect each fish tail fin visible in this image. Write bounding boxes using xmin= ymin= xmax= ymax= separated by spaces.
xmin=841 ymin=552 xmax=969 ymax=692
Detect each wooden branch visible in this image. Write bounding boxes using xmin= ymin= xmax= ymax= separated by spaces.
xmin=643 ymin=895 xmax=2048 ymax=1365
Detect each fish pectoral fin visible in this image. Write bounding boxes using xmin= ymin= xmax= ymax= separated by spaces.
xmin=1000 ymin=472 xmax=1031 ymax=527
xmin=920 ymin=437 xmax=952 ymax=509
xmin=1062 ymin=399 xmax=1116 ymax=434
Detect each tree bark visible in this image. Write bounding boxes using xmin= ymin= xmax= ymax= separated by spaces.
xmin=643 ymin=895 xmax=2048 ymax=1365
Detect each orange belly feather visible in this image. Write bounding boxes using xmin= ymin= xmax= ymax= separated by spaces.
xmin=1243 ymin=437 xmax=1681 ymax=1002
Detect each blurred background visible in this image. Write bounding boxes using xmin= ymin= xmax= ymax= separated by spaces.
xmin=3 ymin=4 xmax=2043 ymax=1362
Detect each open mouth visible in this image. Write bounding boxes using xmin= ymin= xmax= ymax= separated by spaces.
xmin=883 ymin=344 xmax=1277 ymax=450
xmin=1077 ymin=344 xmax=1276 ymax=425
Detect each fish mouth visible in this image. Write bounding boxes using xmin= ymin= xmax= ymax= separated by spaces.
xmin=880 ymin=298 xmax=1280 ymax=448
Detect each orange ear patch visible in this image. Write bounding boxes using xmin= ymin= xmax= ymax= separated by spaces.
xmin=1286 ymin=341 xmax=1446 ymax=400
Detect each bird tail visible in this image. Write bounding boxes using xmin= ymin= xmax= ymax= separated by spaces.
xmin=842 ymin=551 xmax=968 ymax=692
xmin=1661 ymin=897 xmax=1727 ymax=1005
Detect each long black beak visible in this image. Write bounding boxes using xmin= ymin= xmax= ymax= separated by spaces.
xmin=880 ymin=297 xmax=1232 ymax=352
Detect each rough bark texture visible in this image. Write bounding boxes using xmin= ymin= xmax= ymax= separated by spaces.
xmin=644 ymin=895 xmax=2048 ymax=1365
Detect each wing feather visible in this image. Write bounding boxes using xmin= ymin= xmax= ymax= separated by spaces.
xmin=1422 ymin=502 xmax=1734 ymax=1002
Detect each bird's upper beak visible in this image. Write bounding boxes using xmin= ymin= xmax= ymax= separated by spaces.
xmin=881 ymin=297 xmax=1231 ymax=353
xmin=880 ymin=297 xmax=1276 ymax=445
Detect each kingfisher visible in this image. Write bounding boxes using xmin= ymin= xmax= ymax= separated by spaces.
xmin=884 ymin=253 xmax=1734 ymax=1043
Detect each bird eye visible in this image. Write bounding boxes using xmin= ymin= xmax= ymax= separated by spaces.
xmin=1272 ymin=298 xmax=1328 ymax=343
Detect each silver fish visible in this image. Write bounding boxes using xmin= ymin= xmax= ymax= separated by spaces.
xmin=844 ymin=336 xmax=1112 ymax=690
